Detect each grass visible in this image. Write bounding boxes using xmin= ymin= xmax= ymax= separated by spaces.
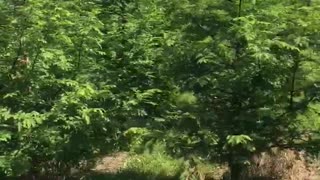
xmin=83 ymin=153 xmax=184 ymax=180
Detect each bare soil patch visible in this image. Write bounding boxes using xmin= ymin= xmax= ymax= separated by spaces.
xmin=92 ymin=152 xmax=129 ymax=174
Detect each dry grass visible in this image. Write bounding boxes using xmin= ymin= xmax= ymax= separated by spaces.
xmin=92 ymin=152 xmax=129 ymax=174
xmin=183 ymin=163 xmax=229 ymax=180
xmin=240 ymin=147 xmax=320 ymax=180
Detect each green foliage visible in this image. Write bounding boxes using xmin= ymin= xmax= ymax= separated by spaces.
xmin=0 ymin=0 xmax=320 ymax=178
xmin=180 ymin=157 xmax=222 ymax=180
xmin=174 ymin=91 xmax=198 ymax=107
xmin=225 ymin=135 xmax=255 ymax=151
xmin=124 ymin=143 xmax=184 ymax=179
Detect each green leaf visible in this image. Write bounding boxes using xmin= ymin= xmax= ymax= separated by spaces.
xmin=0 ymin=131 xmax=11 ymax=142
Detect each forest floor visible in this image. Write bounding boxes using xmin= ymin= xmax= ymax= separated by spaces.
xmin=86 ymin=148 xmax=320 ymax=180
xmin=91 ymin=152 xmax=129 ymax=174
xmin=17 ymin=149 xmax=320 ymax=180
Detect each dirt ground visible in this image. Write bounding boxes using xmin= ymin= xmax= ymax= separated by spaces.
xmin=92 ymin=152 xmax=129 ymax=174
xmin=90 ymin=149 xmax=320 ymax=180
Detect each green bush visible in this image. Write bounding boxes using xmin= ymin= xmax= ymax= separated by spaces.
xmin=124 ymin=143 xmax=184 ymax=179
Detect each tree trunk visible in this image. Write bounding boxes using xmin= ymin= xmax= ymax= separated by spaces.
xmin=228 ymin=153 xmax=242 ymax=180
xmin=230 ymin=163 xmax=242 ymax=180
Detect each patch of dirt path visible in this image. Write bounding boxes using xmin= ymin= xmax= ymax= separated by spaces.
xmin=92 ymin=152 xmax=129 ymax=174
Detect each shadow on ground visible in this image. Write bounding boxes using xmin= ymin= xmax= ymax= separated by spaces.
xmin=11 ymin=171 xmax=179 ymax=180
xmin=83 ymin=171 xmax=179 ymax=180
xmin=293 ymin=138 xmax=320 ymax=156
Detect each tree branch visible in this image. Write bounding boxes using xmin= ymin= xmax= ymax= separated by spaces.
xmin=289 ymin=60 xmax=299 ymax=110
